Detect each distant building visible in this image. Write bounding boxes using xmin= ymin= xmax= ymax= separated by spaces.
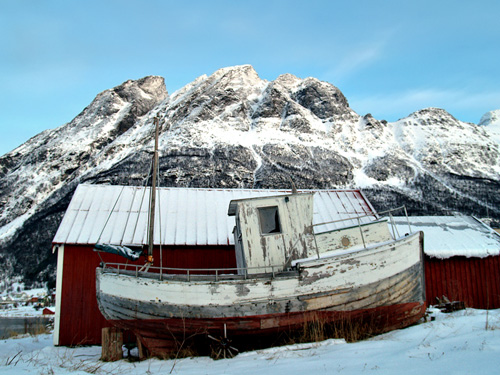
xmin=29 ymin=297 xmax=39 ymax=304
xmin=42 ymin=307 xmax=55 ymax=315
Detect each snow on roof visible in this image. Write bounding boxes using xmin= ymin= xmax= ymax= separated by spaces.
xmin=393 ymin=216 xmax=500 ymax=259
xmin=52 ymin=184 xmax=376 ymax=247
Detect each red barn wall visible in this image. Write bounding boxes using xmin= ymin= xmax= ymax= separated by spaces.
xmin=57 ymin=244 xmax=236 ymax=346
xmin=424 ymin=255 xmax=500 ymax=309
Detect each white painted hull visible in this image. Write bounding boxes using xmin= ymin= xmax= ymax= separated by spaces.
xmin=96 ymin=232 xmax=426 ymax=355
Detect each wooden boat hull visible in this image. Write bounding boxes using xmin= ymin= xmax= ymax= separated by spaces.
xmin=96 ymin=232 xmax=426 ymax=357
xmin=104 ymin=301 xmax=425 ymax=356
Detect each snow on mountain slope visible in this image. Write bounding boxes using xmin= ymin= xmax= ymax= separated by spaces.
xmin=479 ymin=109 xmax=500 ymax=144
xmin=0 ymin=65 xmax=499 ymax=287
xmin=393 ymin=108 xmax=500 ymax=178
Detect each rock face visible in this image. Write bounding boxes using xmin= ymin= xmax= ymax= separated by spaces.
xmin=0 ymin=65 xmax=499 ymax=288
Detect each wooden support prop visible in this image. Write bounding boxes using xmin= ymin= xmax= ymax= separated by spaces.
xmin=136 ymin=334 xmax=147 ymax=360
xmin=101 ymin=327 xmax=123 ymax=361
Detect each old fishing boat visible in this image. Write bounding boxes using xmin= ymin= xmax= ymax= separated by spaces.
xmin=95 ymin=121 xmax=426 ymax=358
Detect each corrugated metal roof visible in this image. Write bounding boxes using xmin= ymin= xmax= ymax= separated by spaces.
xmin=393 ymin=216 xmax=500 ymax=259
xmin=53 ymin=184 xmax=377 ymax=246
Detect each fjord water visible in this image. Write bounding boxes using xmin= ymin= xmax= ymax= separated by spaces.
xmin=0 ymin=316 xmax=53 ymax=339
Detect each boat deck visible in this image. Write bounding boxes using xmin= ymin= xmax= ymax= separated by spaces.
xmin=100 ymin=263 xmax=299 ymax=282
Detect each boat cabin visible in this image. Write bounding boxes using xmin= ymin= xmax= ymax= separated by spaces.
xmin=228 ymin=193 xmax=317 ymax=274
xmin=228 ymin=192 xmax=397 ymax=275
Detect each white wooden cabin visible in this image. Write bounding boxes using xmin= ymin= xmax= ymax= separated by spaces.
xmin=229 ymin=193 xmax=317 ymax=274
xmin=229 ymin=192 xmax=396 ymax=275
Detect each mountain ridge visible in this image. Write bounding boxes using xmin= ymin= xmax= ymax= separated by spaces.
xmin=0 ymin=65 xmax=499 ymax=288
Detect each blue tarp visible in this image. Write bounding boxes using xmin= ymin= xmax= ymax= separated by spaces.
xmin=94 ymin=243 xmax=143 ymax=261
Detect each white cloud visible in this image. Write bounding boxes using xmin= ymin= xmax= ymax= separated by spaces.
xmin=322 ymin=28 xmax=398 ymax=84
xmin=327 ymin=44 xmax=383 ymax=80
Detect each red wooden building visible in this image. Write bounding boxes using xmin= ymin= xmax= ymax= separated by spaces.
xmin=394 ymin=216 xmax=500 ymax=309
xmin=52 ymin=184 xmax=377 ymax=346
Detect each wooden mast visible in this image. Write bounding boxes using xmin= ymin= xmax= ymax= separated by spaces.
xmin=147 ymin=117 xmax=160 ymax=263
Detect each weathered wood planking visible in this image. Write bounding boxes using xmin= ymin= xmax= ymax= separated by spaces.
xmin=232 ymin=193 xmax=315 ymax=274
xmin=314 ymin=220 xmax=393 ymax=254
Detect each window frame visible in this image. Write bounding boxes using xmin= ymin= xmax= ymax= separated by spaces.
xmin=257 ymin=206 xmax=282 ymax=235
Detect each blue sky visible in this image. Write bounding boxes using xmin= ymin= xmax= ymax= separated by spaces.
xmin=1 ymin=0 xmax=499 ymax=155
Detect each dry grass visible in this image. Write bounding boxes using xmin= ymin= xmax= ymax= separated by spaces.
xmin=111 ymin=314 xmax=383 ymax=362
xmin=150 ymin=314 xmax=381 ymax=360
xmin=285 ymin=313 xmax=378 ymax=346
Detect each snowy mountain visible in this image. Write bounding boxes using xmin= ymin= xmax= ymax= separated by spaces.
xmin=1 ymin=65 xmax=499 ymax=288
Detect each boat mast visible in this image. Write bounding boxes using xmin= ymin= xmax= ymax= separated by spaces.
xmin=147 ymin=117 xmax=160 ymax=263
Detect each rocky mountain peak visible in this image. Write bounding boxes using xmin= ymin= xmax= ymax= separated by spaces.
xmin=273 ymin=73 xmax=302 ymax=89
xmin=392 ymin=107 xmax=499 ymax=179
xmin=479 ymin=109 xmax=500 ymax=127
xmin=112 ymin=75 xmax=167 ymax=103
xmin=478 ymin=109 xmax=500 ymax=144
xmin=208 ymin=64 xmax=262 ymax=89
xmin=406 ymin=107 xmax=461 ymax=125
xmin=292 ymin=78 xmax=353 ymax=121
xmin=61 ymin=75 xmax=167 ymax=144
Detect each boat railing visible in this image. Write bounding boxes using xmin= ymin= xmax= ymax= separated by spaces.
xmin=100 ymin=262 xmax=297 ymax=281
xmin=312 ymin=205 xmax=412 ymax=249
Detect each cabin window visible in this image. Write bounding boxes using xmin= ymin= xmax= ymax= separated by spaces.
xmin=258 ymin=206 xmax=282 ymax=234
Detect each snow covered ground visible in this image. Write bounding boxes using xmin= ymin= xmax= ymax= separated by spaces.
xmin=0 ymin=307 xmax=499 ymax=374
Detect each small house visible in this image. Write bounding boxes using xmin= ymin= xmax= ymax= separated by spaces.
xmin=29 ymin=296 xmax=39 ymax=304
xmin=42 ymin=307 xmax=55 ymax=315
